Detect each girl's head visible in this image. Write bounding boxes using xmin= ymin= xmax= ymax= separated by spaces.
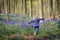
xmin=59 ymin=15 xmax=60 ymax=16
xmin=33 ymin=15 xmax=39 ymax=19
xmin=58 ymin=15 xmax=60 ymax=18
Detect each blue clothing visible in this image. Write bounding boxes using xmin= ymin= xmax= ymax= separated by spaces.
xmin=29 ymin=18 xmax=45 ymax=27
xmin=28 ymin=18 xmax=45 ymax=35
xmin=35 ymin=27 xmax=39 ymax=34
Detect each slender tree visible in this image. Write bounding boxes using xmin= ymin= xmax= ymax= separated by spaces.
xmin=53 ymin=0 xmax=57 ymax=18
xmin=3 ymin=0 xmax=7 ymax=13
xmin=47 ymin=0 xmax=51 ymax=19
xmin=18 ymin=0 xmax=22 ymax=14
xmin=25 ymin=0 xmax=32 ymax=17
xmin=22 ymin=0 xmax=26 ymax=15
xmin=38 ymin=0 xmax=43 ymax=18
xmin=41 ymin=0 xmax=43 ymax=17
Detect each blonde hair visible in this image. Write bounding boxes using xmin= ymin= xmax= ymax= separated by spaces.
xmin=33 ymin=15 xmax=39 ymax=19
xmin=59 ymin=15 xmax=60 ymax=16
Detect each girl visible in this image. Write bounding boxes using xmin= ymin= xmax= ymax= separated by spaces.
xmin=28 ymin=15 xmax=45 ymax=36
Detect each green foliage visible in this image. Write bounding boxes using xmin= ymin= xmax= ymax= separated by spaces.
xmin=0 ymin=14 xmax=60 ymax=39
xmin=0 ymin=23 xmax=21 ymax=39
xmin=0 ymin=14 xmax=7 ymax=20
xmin=6 ymin=24 xmax=20 ymax=35
xmin=21 ymin=27 xmax=34 ymax=36
xmin=0 ymin=20 xmax=60 ymax=39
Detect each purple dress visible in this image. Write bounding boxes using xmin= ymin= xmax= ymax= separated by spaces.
xmin=28 ymin=18 xmax=45 ymax=34
xmin=29 ymin=18 xmax=45 ymax=27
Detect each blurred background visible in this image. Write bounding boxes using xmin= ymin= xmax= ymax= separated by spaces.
xmin=0 ymin=0 xmax=60 ymax=40
xmin=0 ymin=0 xmax=60 ymax=18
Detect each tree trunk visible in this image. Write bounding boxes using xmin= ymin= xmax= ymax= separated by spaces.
xmin=4 ymin=0 xmax=9 ymax=20
xmin=38 ymin=0 xmax=43 ymax=18
xmin=32 ymin=0 xmax=38 ymax=17
xmin=53 ymin=0 xmax=57 ymax=18
xmin=10 ymin=0 xmax=15 ymax=13
xmin=57 ymin=0 xmax=60 ymax=16
xmin=41 ymin=0 xmax=44 ymax=17
xmin=4 ymin=0 xmax=7 ymax=13
xmin=26 ymin=0 xmax=32 ymax=17
xmin=22 ymin=0 xmax=26 ymax=15
xmin=18 ymin=0 xmax=22 ymax=14
xmin=1 ymin=0 xmax=4 ymax=13
xmin=47 ymin=0 xmax=51 ymax=19
xmin=15 ymin=0 xmax=17 ymax=14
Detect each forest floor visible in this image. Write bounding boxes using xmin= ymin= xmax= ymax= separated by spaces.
xmin=4 ymin=34 xmax=60 ymax=40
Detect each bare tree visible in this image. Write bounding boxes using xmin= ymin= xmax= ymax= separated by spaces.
xmin=53 ymin=0 xmax=57 ymax=18
xmin=25 ymin=0 xmax=32 ymax=17
xmin=22 ymin=0 xmax=26 ymax=15
xmin=47 ymin=0 xmax=51 ymax=19
xmin=38 ymin=0 xmax=43 ymax=18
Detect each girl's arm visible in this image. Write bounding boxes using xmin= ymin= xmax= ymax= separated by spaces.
xmin=28 ymin=20 xmax=34 ymax=24
xmin=38 ymin=18 xmax=45 ymax=21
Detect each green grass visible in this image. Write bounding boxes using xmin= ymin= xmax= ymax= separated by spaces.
xmin=0 ymin=21 xmax=60 ymax=40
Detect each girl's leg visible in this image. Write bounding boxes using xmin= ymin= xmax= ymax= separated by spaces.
xmin=34 ymin=31 xmax=36 ymax=36
xmin=34 ymin=28 xmax=39 ymax=36
xmin=36 ymin=28 xmax=39 ymax=35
